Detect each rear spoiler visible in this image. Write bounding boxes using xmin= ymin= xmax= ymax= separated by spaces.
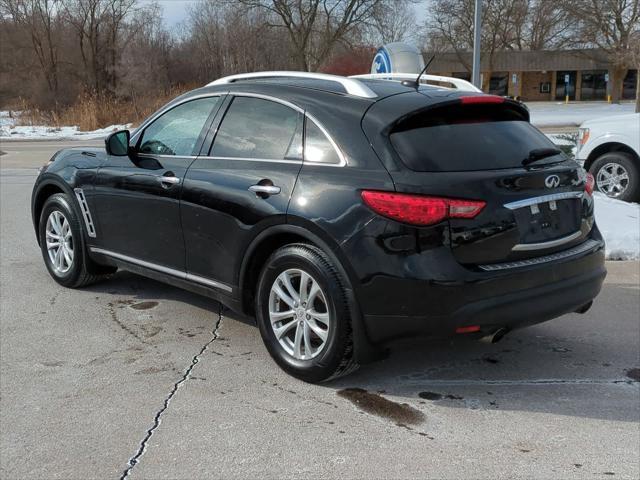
xmin=384 ymin=95 xmax=530 ymax=135
xmin=349 ymin=73 xmax=482 ymax=93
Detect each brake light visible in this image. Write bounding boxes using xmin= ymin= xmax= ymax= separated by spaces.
xmin=361 ymin=191 xmax=485 ymax=226
xmin=459 ymin=95 xmax=505 ymax=105
xmin=585 ymin=172 xmax=595 ymax=196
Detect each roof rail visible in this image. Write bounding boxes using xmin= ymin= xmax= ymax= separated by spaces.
xmin=207 ymin=71 xmax=378 ymax=99
xmin=349 ymin=73 xmax=482 ymax=93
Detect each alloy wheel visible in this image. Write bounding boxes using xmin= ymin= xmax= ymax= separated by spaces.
xmin=45 ymin=210 xmax=74 ymax=274
xmin=268 ymin=268 xmax=331 ymax=360
xmin=596 ymin=162 xmax=630 ymax=198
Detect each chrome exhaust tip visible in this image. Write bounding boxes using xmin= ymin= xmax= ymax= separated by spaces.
xmin=480 ymin=327 xmax=509 ymax=344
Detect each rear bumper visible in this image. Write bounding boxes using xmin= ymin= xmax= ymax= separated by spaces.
xmin=360 ymin=239 xmax=606 ymax=345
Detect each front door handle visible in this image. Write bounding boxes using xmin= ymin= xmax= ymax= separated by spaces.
xmin=249 ymin=184 xmax=281 ymax=196
xmin=158 ymin=175 xmax=180 ymax=187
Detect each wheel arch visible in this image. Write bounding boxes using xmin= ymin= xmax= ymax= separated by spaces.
xmin=585 ymin=142 xmax=640 ymax=172
xmin=238 ymin=222 xmax=378 ymax=364
xmin=31 ymin=177 xmax=74 ymax=245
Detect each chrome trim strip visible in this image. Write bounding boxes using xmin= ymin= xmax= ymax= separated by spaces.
xmin=230 ymin=92 xmax=304 ymax=113
xmin=199 ymin=156 xmax=302 ymax=165
xmin=225 ymin=93 xmax=346 ymax=167
xmin=479 ymin=239 xmax=600 ymax=271
xmin=89 ymin=248 xmax=233 ymax=293
xmin=208 ymin=71 xmax=378 ymax=99
xmin=504 ymin=191 xmax=583 ymax=210
xmin=512 ymin=230 xmax=583 ymax=251
xmin=305 ymin=112 xmax=347 ymax=167
xmin=73 ymin=188 xmax=96 ymax=238
xmin=131 ymin=93 xmax=226 ymax=142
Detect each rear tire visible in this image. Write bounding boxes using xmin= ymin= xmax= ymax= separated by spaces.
xmin=255 ymin=243 xmax=358 ymax=383
xmin=38 ymin=193 xmax=113 ymax=288
xmin=589 ymin=152 xmax=640 ymax=202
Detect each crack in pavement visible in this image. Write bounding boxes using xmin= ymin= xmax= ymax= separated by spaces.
xmin=120 ymin=305 xmax=224 ymax=480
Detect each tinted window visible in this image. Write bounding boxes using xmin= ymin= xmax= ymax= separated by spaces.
xmin=304 ymin=119 xmax=341 ymax=164
xmin=139 ymin=97 xmax=219 ymax=156
xmin=211 ymin=97 xmax=302 ymax=160
xmin=389 ymin=104 xmax=564 ymax=172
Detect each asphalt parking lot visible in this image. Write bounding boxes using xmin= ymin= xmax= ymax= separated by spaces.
xmin=1 ymin=140 xmax=639 ymax=479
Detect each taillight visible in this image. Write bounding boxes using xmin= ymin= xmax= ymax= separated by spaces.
xmin=585 ymin=172 xmax=595 ymax=196
xmin=361 ymin=191 xmax=485 ymax=226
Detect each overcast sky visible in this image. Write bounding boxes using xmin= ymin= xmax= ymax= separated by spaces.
xmin=149 ymin=0 xmax=429 ymax=44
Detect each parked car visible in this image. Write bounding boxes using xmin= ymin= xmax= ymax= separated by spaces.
xmin=576 ymin=112 xmax=640 ymax=202
xmin=31 ymin=72 xmax=606 ymax=382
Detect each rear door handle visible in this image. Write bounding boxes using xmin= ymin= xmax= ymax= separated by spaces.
xmin=249 ymin=185 xmax=281 ymax=195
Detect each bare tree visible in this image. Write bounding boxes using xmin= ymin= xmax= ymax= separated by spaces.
xmin=62 ymin=0 xmax=136 ymax=94
xmin=564 ymin=0 xmax=640 ymax=103
xmin=235 ymin=0 xmax=388 ymax=71
xmin=427 ymin=0 xmax=527 ymax=89
xmin=0 ymin=0 xmax=62 ymax=97
xmin=367 ymin=0 xmax=417 ymax=44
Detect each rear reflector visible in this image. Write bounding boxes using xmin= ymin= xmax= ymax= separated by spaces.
xmin=459 ymin=95 xmax=505 ymax=105
xmin=585 ymin=172 xmax=595 ymax=196
xmin=456 ymin=325 xmax=481 ymax=334
xmin=361 ymin=191 xmax=485 ymax=226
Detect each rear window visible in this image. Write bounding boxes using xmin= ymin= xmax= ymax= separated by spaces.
xmin=389 ymin=104 xmax=563 ymax=172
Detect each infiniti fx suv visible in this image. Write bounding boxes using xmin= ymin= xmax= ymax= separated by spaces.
xmin=31 ymin=72 xmax=606 ymax=382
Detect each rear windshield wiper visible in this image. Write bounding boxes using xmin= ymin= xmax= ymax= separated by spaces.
xmin=522 ymin=147 xmax=562 ymax=166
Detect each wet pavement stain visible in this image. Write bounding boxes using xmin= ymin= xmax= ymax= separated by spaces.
xmin=625 ymin=368 xmax=640 ymax=381
xmin=418 ymin=392 xmax=442 ymax=400
xmin=130 ymin=301 xmax=159 ymax=310
xmin=337 ymin=388 xmax=425 ymax=425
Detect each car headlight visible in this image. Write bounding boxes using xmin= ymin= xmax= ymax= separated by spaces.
xmin=577 ymin=128 xmax=590 ymax=150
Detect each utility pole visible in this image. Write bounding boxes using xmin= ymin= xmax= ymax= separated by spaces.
xmin=471 ymin=0 xmax=482 ymax=89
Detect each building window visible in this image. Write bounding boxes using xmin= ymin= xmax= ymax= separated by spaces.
xmin=489 ymin=73 xmax=508 ymax=96
xmin=556 ymin=71 xmax=577 ymax=100
xmin=623 ymin=70 xmax=638 ymax=100
xmin=581 ymin=70 xmax=607 ymax=100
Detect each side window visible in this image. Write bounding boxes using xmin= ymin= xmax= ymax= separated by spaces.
xmin=211 ymin=97 xmax=303 ymax=160
xmin=139 ymin=97 xmax=219 ymax=156
xmin=304 ymin=118 xmax=342 ymax=165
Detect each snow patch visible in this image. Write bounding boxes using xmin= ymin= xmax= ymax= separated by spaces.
xmin=593 ymin=193 xmax=640 ymax=260
xmin=0 ymin=111 xmax=129 ymax=140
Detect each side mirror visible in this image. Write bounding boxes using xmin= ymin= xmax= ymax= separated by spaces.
xmin=105 ymin=130 xmax=131 ymax=156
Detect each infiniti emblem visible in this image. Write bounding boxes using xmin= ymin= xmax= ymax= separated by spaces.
xmin=545 ymin=175 xmax=560 ymax=188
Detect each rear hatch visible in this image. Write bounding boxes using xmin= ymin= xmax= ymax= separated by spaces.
xmin=363 ymin=94 xmax=595 ymax=266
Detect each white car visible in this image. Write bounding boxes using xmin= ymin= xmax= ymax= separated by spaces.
xmin=576 ymin=112 xmax=640 ymax=202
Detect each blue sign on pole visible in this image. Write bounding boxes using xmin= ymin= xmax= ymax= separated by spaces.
xmin=372 ymin=47 xmax=391 ymax=74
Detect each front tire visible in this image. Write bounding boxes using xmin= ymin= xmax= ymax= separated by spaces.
xmin=589 ymin=152 xmax=640 ymax=202
xmin=38 ymin=193 xmax=110 ymax=288
xmin=255 ymin=244 xmax=358 ymax=383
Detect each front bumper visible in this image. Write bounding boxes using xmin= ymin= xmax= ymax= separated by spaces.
xmin=359 ymin=238 xmax=606 ymax=344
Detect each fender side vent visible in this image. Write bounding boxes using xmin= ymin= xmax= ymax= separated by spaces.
xmin=74 ymin=188 xmax=97 ymax=238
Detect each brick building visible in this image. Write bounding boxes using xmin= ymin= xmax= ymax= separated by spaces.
xmin=427 ymin=49 xmax=638 ymax=101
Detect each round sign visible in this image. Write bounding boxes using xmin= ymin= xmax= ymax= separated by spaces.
xmin=372 ymin=47 xmax=391 ymax=74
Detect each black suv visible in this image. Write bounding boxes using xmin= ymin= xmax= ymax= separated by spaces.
xmin=31 ymin=72 xmax=606 ymax=382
